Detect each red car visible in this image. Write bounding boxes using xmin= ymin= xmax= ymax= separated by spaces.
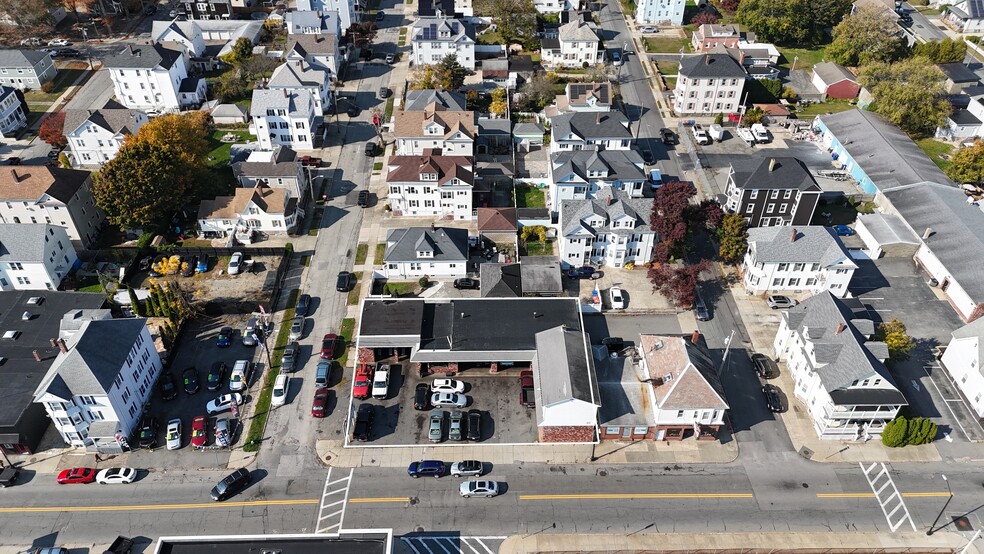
xmin=312 ymin=387 xmax=331 ymax=417
xmin=191 ymin=415 xmax=208 ymax=448
xmin=57 ymin=467 xmax=96 ymax=484
xmin=320 ymin=333 xmax=339 ymax=360
xmin=520 ymin=370 xmax=535 ymax=407
xmin=353 ymin=364 xmax=373 ymax=400
xmin=299 ymin=155 xmax=322 ymax=167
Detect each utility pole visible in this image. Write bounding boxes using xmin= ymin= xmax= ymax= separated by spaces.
xmin=719 ymin=329 xmax=736 ymax=374
xmin=926 ymin=474 xmax=952 ymax=535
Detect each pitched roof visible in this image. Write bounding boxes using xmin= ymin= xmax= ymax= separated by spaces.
xmin=384 ymin=227 xmax=469 ymax=263
xmin=250 ymin=88 xmax=315 ymax=117
xmin=198 ymin=186 xmax=294 ymax=220
xmin=0 ymin=166 xmax=91 ymax=203
xmin=952 ymin=0 xmax=984 ymax=19
xmin=640 ymin=335 xmax=729 ymax=411
xmin=551 ymin=148 xmax=647 ymax=191
xmin=747 ymin=226 xmax=857 ymax=268
xmin=64 ymin=102 xmax=146 ymax=137
xmin=0 ymin=49 xmax=50 ymax=68
xmin=411 ymin=16 xmax=474 ymax=44
xmin=551 ymin=111 xmax=631 ymax=141
xmin=232 ymin=145 xmax=301 ymax=179
xmin=856 ymin=213 xmax=920 ymax=246
xmin=813 ymin=61 xmax=856 ymax=85
xmin=566 ymin=82 xmax=611 ymax=106
xmin=560 ymin=187 xmax=653 ymax=237
xmin=404 ymin=90 xmax=467 ymax=111
xmin=0 ymin=224 xmax=63 ymax=263
xmin=950 ymin=317 xmax=984 ymax=371
xmin=534 ymin=325 xmax=599 ymax=417
xmin=730 ymin=157 xmax=821 ymax=191
xmin=480 ymin=263 xmax=523 ymax=297
xmin=393 ymin=103 xmax=476 ymax=139
xmin=268 ymin=60 xmax=330 ymax=89
xmin=285 ymin=33 xmax=338 ymax=57
xmin=557 ymin=18 xmax=599 ymax=43
xmin=386 ymin=152 xmax=474 ymax=185
xmin=679 ymin=53 xmax=746 ymax=79
xmin=477 ymin=207 xmax=517 ymax=232
xmin=103 ymin=43 xmax=182 ymax=70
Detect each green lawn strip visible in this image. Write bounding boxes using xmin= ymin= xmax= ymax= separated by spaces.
xmin=346 ymin=272 xmax=363 ymax=305
xmin=916 ymin=138 xmax=954 ymax=172
xmin=643 ymin=37 xmax=690 ymax=53
xmin=338 ymin=317 xmax=356 ymax=367
xmin=355 ymin=243 xmax=369 ymax=265
xmin=656 ymin=60 xmax=679 ymax=75
xmin=207 ymin=129 xmax=253 ymax=167
xmin=373 ymin=242 xmax=386 ymax=264
xmin=790 ymin=99 xmax=855 ymax=118
xmin=476 ymin=30 xmax=504 ymax=46
xmin=372 ymin=162 xmax=383 ymax=171
xmin=308 ymin=206 xmax=325 ymax=236
xmin=382 ymin=281 xmax=416 ymax=297
xmin=777 ymin=46 xmax=827 ymax=70
xmin=515 ymin=184 xmax=546 ymax=208
xmin=77 ymin=283 xmax=104 ymax=293
xmin=242 ymin=288 xmax=299 ymax=453
xmin=525 ymin=241 xmax=553 ymax=256
xmin=384 ymin=97 xmax=395 ymax=121
xmin=24 ymin=68 xmax=87 ymax=102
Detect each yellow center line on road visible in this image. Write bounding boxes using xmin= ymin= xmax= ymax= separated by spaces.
xmin=520 ymin=493 xmax=754 ymax=501
xmin=817 ymin=492 xmax=953 ymax=499
xmin=348 ymin=497 xmax=410 ymax=503
xmin=0 ymin=499 xmax=319 ymax=513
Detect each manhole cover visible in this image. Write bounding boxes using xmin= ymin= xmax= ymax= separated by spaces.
xmin=798 ymin=446 xmax=814 ymax=459
xmin=952 ymin=515 xmax=973 ymax=531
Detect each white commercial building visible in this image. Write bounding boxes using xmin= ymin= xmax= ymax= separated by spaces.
xmin=742 ymin=226 xmax=858 ymax=298
xmin=250 ymin=89 xmax=318 ymax=151
xmin=0 ymin=224 xmax=78 ymax=291
xmin=558 ymin=188 xmax=655 ymax=269
xmin=940 ymin=318 xmax=984 ymax=418
xmin=65 ymin=101 xmax=149 ymax=168
xmin=635 ymin=0 xmax=686 ymax=26
xmin=103 ymin=44 xmax=206 ymax=113
xmin=411 ymin=16 xmax=476 ymax=71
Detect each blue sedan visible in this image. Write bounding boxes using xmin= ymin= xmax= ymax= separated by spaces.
xmin=216 ymin=326 xmax=233 ymax=348
xmin=833 ymin=224 xmax=855 ymax=237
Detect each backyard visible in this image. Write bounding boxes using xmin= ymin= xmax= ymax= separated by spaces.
xmin=778 ymin=46 xmax=828 ymax=70
xmin=916 ymin=138 xmax=954 ymax=172
xmin=642 ymin=37 xmax=691 ymax=54
xmin=207 ymin=129 xmax=252 ymax=167
xmin=514 ymin=184 xmax=546 ymax=208
xmin=790 ymin=98 xmax=856 ymax=118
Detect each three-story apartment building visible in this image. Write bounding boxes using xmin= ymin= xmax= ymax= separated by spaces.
xmin=103 ymin=44 xmax=206 ymax=113
xmin=268 ymin=59 xmax=333 ymax=114
xmin=0 ymin=224 xmax=78 ymax=291
xmin=673 ymin=53 xmax=746 ymax=115
xmin=548 ymin=147 xmax=647 ymax=212
xmin=742 ymin=226 xmax=858 ymax=298
xmin=559 ymin=188 xmax=655 ymax=269
xmin=411 ymin=16 xmax=476 ymax=70
xmin=723 ymin=157 xmax=821 ymax=227
xmin=65 ymin=100 xmax=148 ymax=168
xmin=636 ymin=0 xmax=685 ymax=25
xmin=386 ymin=149 xmax=474 ymax=219
xmin=0 ymin=166 xmax=105 ymax=248
xmin=250 ymin=89 xmax=317 ymax=151
xmin=541 ymin=18 xmax=600 ymax=68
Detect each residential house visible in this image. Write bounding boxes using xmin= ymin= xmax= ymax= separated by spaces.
xmin=417 ymin=0 xmax=457 ymax=18
xmin=940 ymin=318 xmax=984 ymax=418
xmin=554 ymin=82 xmax=612 ymax=113
xmin=944 ymin=0 xmax=984 ymax=33
xmin=285 ymin=34 xmax=341 ymax=76
xmin=811 ymin=62 xmax=860 ymax=100
xmin=690 ymin=24 xmax=748 ymax=52
xmin=286 ymin=9 xmax=343 ymax=36
xmin=386 ymin=150 xmax=473 ymax=219
xmin=103 ymin=44 xmax=206 ymax=113
xmin=480 ymin=59 xmax=517 ymax=90
xmin=250 ymin=89 xmax=318 ymax=151
xmin=0 ymin=50 xmax=56 ymax=91
xmin=296 ymin=0 xmax=359 ymax=32
xmin=393 ymin=102 xmax=476 ymax=156
xmin=731 ymin=42 xmax=781 ymax=80
xmin=0 ymin=291 xmax=107 ymax=455
xmin=513 ymin=122 xmax=545 ymax=148
xmin=404 ymin=89 xmax=467 ymax=111
xmin=206 ymin=102 xmax=248 ymax=125
xmin=673 ymin=53 xmax=746 ymax=115
xmin=268 ymin=59 xmax=333 ymax=114
xmin=410 ymin=16 xmax=476 ymax=71
xmin=177 ymin=0 xmax=232 ymax=20
xmin=232 ymin=145 xmax=311 ymax=200
xmin=742 ymin=226 xmax=858 ymax=298
xmin=939 ymin=94 xmax=984 ymax=140
xmin=939 ymin=62 xmax=980 ymax=94
xmin=382 ymin=226 xmax=469 ymax=278
xmin=64 ymin=100 xmax=149 ymax=168
xmin=477 ymin=206 xmax=517 ymax=243
xmin=723 ymin=157 xmax=821 ymax=227
xmin=480 ymin=262 xmax=563 ymax=297
xmin=455 ymin=0 xmax=474 ymax=17
xmin=532 ymin=0 xmax=570 ymax=13
xmin=548 ymin=147 xmax=647 ymax=212
xmin=197 ymin=185 xmax=302 ymax=238
xmin=773 ymin=292 xmax=907 ymax=440
xmin=0 ymin=224 xmax=78 ymax=291
xmin=549 ymin=111 xmax=632 ymax=153
xmin=0 ymin=85 xmax=26 ymax=135
xmin=541 ymin=17 xmax=600 ymax=69
xmin=34 ymin=318 xmax=162 ymax=453
xmin=151 ymin=19 xmax=263 ymax=72
xmin=636 ymin=0 xmax=686 ymax=25
xmin=558 ymin=187 xmax=655 ymax=269
xmin=0 ymin=166 xmax=105 ymax=248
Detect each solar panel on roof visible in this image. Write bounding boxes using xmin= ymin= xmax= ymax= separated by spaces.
xmin=968 ymin=0 xmax=984 ymax=17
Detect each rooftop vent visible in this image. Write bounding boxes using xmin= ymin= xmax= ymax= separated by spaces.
xmin=26 ymin=296 xmax=43 ymax=305
xmin=663 ymin=373 xmax=674 ymax=382
xmin=22 ymin=311 xmax=31 ymax=321
xmin=2 ymin=330 xmax=20 ymax=340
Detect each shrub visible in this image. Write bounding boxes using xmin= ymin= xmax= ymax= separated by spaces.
xmin=882 ymin=415 xmax=938 ymax=446
xmin=906 ymin=417 xmax=938 ymax=445
xmin=881 ymin=416 xmax=909 ymax=447
xmin=418 ymin=276 xmax=429 ymax=288
xmin=714 ymin=112 xmax=724 ymax=125
xmin=40 ymin=80 xmax=55 ymax=93
xmin=136 ymin=232 xmax=155 ymax=248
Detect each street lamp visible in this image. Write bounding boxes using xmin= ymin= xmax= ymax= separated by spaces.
xmin=926 ymin=474 xmax=952 ymax=536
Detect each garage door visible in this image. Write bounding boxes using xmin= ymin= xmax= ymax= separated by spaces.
xmin=849 ymin=249 xmax=872 ymax=260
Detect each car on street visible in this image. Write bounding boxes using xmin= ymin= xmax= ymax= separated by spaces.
xmin=450 ymin=460 xmax=484 ymax=477
xmin=449 ymin=410 xmax=464 ymax=441
xmin=299 ymin=156 xmax=322 ymax=167
xmin=159 ymin=370 xmax=178 ymax=401
xmin=48 ymin=39 xmax=70 ymax=46
xmin=407 ymin=460 xmax=444 ymax=478
xmin=206 ymin=393 xmax=243 ymax=415
xmin=767 ymin=295 xmax=796 ymax=309
xmin=312 ymin=387 xmax=330 ymax=417
xmin=289 ymin=315 xmax=305 ymax=341
xmin=833 ymin=224 xmax=855 ymax=236
xmin=431 ymin=378 xmax=465 ymax=394
xmin=453 ymin=277 xmax=479 ymax=289
xmin=385 ymin=52 xmax=395 ymax=64
xmin=96 ymin=467 xmax=137 ymax=485
xmin=353 ymin=403 xmax=374 ymax=441
xmin=1 ymin=467 xmax=20 ymax=487
xmin=375 ymin=9 xmax=385 ymax=20
xmin=336 ymin=271 xmax=354 ymax=291
xmin=229 ymin=360 xmax=251 ymax=392
xmin=320 ymin=333 xmax=339 ymax=360
xmin=466 ymin=409 xmax=482 ymax=441
xmin=353 ymin=363 xmax=373 ymax=399
xmin=640 ymin=25 xmax=657 ymax=33
xmin=57 ymin=467 xmax=96 ymax=485
xmin=182 ymin=367 xmax=199 ymax=394
xmin=165 ymin=418 xmax=182 ymax=450
xmin=371 ymin=365 xmax=390 ymax=399
xmin=20 ymin=37 xmax=40 ymax=46
xmin=609 ymin=286 xmax=625 ymax=309
xmin=751 ymin=353 xmax=779 ymax=379
xmin=357 ymin=189 xmax=371 ymax=207
xmin=414 ymin=383 xmax=431 ymax=410
xmin=520 ymin=370 xmax=535 ymax=407
xmin=216 ymin=326 xmax=233 ymax=348
xmin=567 ymin=266 xmax=601 ymax=279
xmin=640 ymin=148 xmax=655 ymax=165
xmin=214 ymin=417 xmax=231 ymax=447
xmin=602 ymin=336 xmax=624 ymax=353
xmin=315 ymin=359 xmax=331 ymax=387
xmin=609 ymin=48 xmax=622 ymax=66
xmin=191 ymin=415 xmax=208 ymax=448
xmin=227 ymin=252 xmax=243 ymax=275
xmin=242 ymin=318 xmax=258 ymax=346
xmin=295 ymin=293 xmax=311 ymax=316
xmin=459 ymin=480 xmax=499 ymax=498
xmin=898 ymin=10 xmax=912 ymax=22
xmin=207 ymin=361 xmax=227 ymax=391
xmin=364 ymin=142 xmax=377 ymax=156
xmin=762 ymin=384 xmax=784 ymax=412
xmin=428 ymin=409 xmax=445 ymax=442
xmin=430 ymin=392 xmax=467 ymax=408
xmin=271 ymin=374 xmax=289 ymax=407
xmin=694 ymin=294 xmax=711 ymax=321
xmin=379 ymin=86 xmax=391 ymax=98
xmin=137 ymin=416 xmax=159 ymax=448
xmin=211 ymin=468 xmax=250 ymax=501
xmin=281 ymin=341 xmax=299 ymax=373
xmin=660 ymin=128 xmax=676 ymax=145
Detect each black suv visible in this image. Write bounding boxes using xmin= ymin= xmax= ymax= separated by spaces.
xmin=211 ymin=468 xmax=251 ymax=501
xmin=159 ymin=371 xmax=178 ymax=401
xmin=336 ymin=271 xmax=354 ymax=292
xmin=660 ymin=128 xmax=676 ymax=145
xmin=137 ymin=416 xmax=159 ymax=448
xmin=357 ymin=190 xmax=371 ymax=207
xmin=414 ymin=383 xmax=430 ymax=410
xmin=207 ymin=361 xmax=227 ymax=392
xmin=182 ymin=367 xmax=200 ymax=395
xmin=751 ymin=353 xmax=779 ymax=379
xmin=762 ymin=384 xmax=784 ymax=412
xmin=379 ymin=87 xmax=391 ymax=98
xmin=364 ymin=142 xmax=377 ymax=156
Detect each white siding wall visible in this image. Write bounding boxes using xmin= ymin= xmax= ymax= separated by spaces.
xmin=0 ymin=227 xmax=77 ymax=291
xmin=941 ymin=336 xmax=984 ymax=417
xmin=635 ymin=0 xmax=685 ymax=25
xmin=673 ymin=75 xmax=745 ymax=115
xmin=916 ymin=243 xmax=977 ymax=321
xmin=383 ymin=260 xmax=466 ymax=278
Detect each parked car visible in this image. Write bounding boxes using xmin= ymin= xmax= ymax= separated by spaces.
xmin=357 ymin=190 xmax=371 ymax=207
xmin=271 ymin=374 xmax=289 ymax=407
xmin=96 ymin=467 xmax=137 ymax=485
xmin=609 ymin=48 xmax=622 ymax=66
xmin=165 ymin=418 xmax=182 ymax=450
xmin=449 ymin=410 xmax=464 ymax=441
xmin=466 ymin=409 xmax=482 ymax=441
xmin=428 ymin=409 xmax=445 ymax=442
xmin=48 ymin=38 xmax=70 ymax=46
xmin=52 ymin=48 xmax=81 ymax=58
xmin=182 ymin=367 xmax=200 ymax=395
xmin=181 ymin=255 xmax=197 ymax=277
xmin=191 ymin=415 xmax=208 ymax=448
xmin=767 ymin=295 xmax=796 ymax=309
xmin=353 ymin=364 xmax=373 ymax=399
xmin=228 ymin=252 xmax=243 ymax=275
xmin=833 ymin=224 xmax=855 ymax=236
xmin=242 ymin=318 xmax=257 ymax=347
xmin=375 ymin=9 xmax=385 ymax=20
xmin=640 ymin=25 xmax=657 ymax=32
xmin=453 ymin=278 xmax=479 ymax=290
xmin=214 ymin=417 xmax=231 ymax=447
xmin=660 ymin=128 xmax=676 ymax=145
xmin=206 ymin=361 xmax=227 ymax=392
xmin=295 ymin=294 xmax=311 ymax=316
xmin=414 ymin=383 xmax=431 ymax=410
xmin=640 ymin=148 xmax=655 ymax=165
xmin=694 ymin=294 xmax=711 ymax=321
xmin=609 ymin=287 xmax=626 ymax=309
xmin=19 ymin=38 xmax=40 ymax=46
xmin=299 ymin=155 xmax=322 ymax=167
xmin=567 ymin=266 xmax=601 ymax=279
xmin=196 ymin=256 xmax=209 ymax=273
xmin=459 ymin=480 xmax=499 ymax=498
xmin=312 ymin=387 xmax=331 ymax=418
xmin=281 ymin=341 xmax=299 ymax=373
xmin=450 ymin=460 xmax=483 ymax=477
xmin=320 ymin=333 xmax=339 ymax=360
xmin=216 ymin=326 xmax=233 ymax=348
xmin=336 ymin=271 xmax=354 ymax=291
xmin=431 ymin=392 xmax=467 ymax=408
xmin=407 ymin=460 xmax=444 ymax=478
xmin=379 ymin=86 xmax=391 ymax=98
xmin=751 ymin=353 xmax=779 ymax=379
xmin=372 ymin=365 xmax=390 ymax=399
xmin=315 ymin=360 xmax=332 ymax=388
xmin=762 ymin=384 xmax=784 ymax=412
xmin=57 ymin=467 xmax=96 ymax=485
xmin=288 ymin=316 xmax=305 ymax=341
xmin=211 ymin=468 xmax=251 ymax=501
xmin=137 ymin=416 xmax=159 ymax=448
xmin=159 ymin=371 xmax=178 ymax=401
xmin=520 ymin=370 xmax=535 ymax=407
xmin=431 ymin=378 xmax=465 ymax=394
xmin=385 ymin=52 xmax=395 ymax=64
xmin=206 ymin=393 xmax=243 ymax=415
xmin=353 ymin=403 xmax=374 ymax=441
xmin=364 ymin=142 xmax=377 ymax=156
xmin=229 ymin=360 xmax=251 ymax=392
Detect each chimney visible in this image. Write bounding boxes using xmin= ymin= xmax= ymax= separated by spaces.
xmin=691 ymin=330 xmax=700 ymax=344
xmin=922 ymin=227 xmax=933 ymax=239
xmin=768 ymin=158 xmax=777 ymax=172
xmin=705 ymin=54 xmax=710 ymax=65
xmin=431 ymin=222 xmax=436 ymax=231
xmin=596 ymin=112 xmax=601 ymax=124
xmin=835 ymin=323 xmax=846 ymax=335
xmin=283 ymin=89 xmax=288 ymax=98
xmin=49 ymin=338 xmax=57 ymax=348
xmin=32 ymin=349 xmax=41 ymax=362
xmin=56 ymin=338 xmax=67 ymax=353
xmin=790 ymin=228 xmax=797 ymax=242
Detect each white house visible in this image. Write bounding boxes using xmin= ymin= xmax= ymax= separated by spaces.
xmin=532 ymin=0 xmax=571 ymax=13
xmin=411 ymin=16 xmax=476 ymax=71
xmin=549 ymin=111 xmax=632 ymax=153
xmin=944 ymin=0 xmax=984 ymax=33
xmin=287 ymin=9 xmax=343 ymax=36
xmin=33 ymin=318 xmax=162 ymax=453
xmin=151 ymin=19 xmax=263 ymax=72
xmin=103 ymin=44 xmax=206 ymax=113
xmin=938 ymin=94 xmax=984 ymax=140
xmin=742 ymin=226 xmax=858 ymax=298
xmin=232 ymin=145 xmax=311 ymax=200
xmin=540 ymin=18 xmax=600 ymax=69
xmin=638 ymin=335 xmax=729 ymax=440
xmin=940 ymin=318 xmax=984 ymax=418
xmin=636 ymin=0 xmax=685 ymax=25
xmin=296 ymin=0 xmax=359 ymax=32
xmin=548 ymin=147 xmax=647 ymax=212
xmin=268 ymin=60 xmax=333 ymax=114
xmin=250 ymin=89 xmax=318 ymax=151
xmin=0 ymin=85 xmax=26 ymax=135
xmin=558 ymin=188 xmax=655 ymax=269
xmin=773 ymin=292 xmax=907 ymax=440
xmin=0 ymin=224 xmax=78 ymax=291
xmin=285 ymin=34 xmax=341 ymax=77
xmin=386 ymin=150 xmax=474 ymax=219
xmin=64 ymin=100 xmax=149 ymax=168
xmin=393 ymin=102 xmax=476 ymax=156
xmin=197 ymin=185 xmax=302 ymax=238
xmin=0 ymin=166 xmax=105 ymax=248
xmin=532 ymin=325 xmax=600 ymax=442
xmin=0 ymin=49 xmax=56 ymax=91
xmin=673 ymin=53 xmax=747 ymax=115
xmin=382 ymin=226 xmax=469 ymax=278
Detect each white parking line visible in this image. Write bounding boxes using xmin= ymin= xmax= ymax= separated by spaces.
xmin=921 ymin=364 xmax=981 ymax=441
xmin=315 ymin=467 xmax=354 ymax=534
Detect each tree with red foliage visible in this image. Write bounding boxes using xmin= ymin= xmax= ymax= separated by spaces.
xmin=691 ymin=11 xmax=719 ymax=25
xmin=38 ymin=112 xmax=67 ymax=148
xmin=651 ymin=180 xmax=697 ymax=263
xmin=720 ymin=0 xmax=740 ymax=12
xmin=689 ymin=199 xmax=724 ymax=231
xmin=648 ymin=260 xmax=710 ymax=308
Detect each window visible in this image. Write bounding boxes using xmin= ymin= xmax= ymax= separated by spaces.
xmin=8 ymin=262 xmax=23 ymax=270
xmin=784 ymin=190 xmax=793 ymax=199
xmin=772 ymin=278 xmax=784 ymax=286
xmin=805 ymin=278 xmax=816 ymax=286
xmin=787 ymin=278 xmax=799 ymax=287
xmin=745 ymin=204 xmax=754 ymax=214
xmin=676 ymin=410 xmax=684 ymax=417
xmin=778 ymin=263 xmax=788 ymax=271
xmin=767 ymin=203 xmax=775 ymax=212
xmin=15 ymin=276 xmax=30 ymax=285
xmin=793 ymin=263 xmax=804 ymax=271
xmin=749 ymin=190 xmax=758 ymax=199
xmin=770 ymin=190 xmax=779 ymax=199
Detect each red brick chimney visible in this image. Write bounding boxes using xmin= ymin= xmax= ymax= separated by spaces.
xmin=790 ymin=228 xmax=797 ymax=242
xmin=32 ymin=349 xmax=41 ymax=362
xmin=835 ymin=323 xmax=846 ymax=335
xmin=691 ymin=330 xmax=700 ymax=344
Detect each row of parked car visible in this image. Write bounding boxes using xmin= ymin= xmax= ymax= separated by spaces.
xmin=406 ymin=461 xmax=500 ymax=498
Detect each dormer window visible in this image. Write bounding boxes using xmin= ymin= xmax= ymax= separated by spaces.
xmin=417 ymin=250 xmax=434 ymax=258
xmin=420 ymin=172 xmax=438 ymax=181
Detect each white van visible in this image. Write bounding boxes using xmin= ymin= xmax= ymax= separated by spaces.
xmin=272 ymin=374 xmax=289 ymax=407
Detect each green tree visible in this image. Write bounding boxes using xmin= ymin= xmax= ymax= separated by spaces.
xmin=517 ymin=71 xmax=558 ymax=111
xmin=876 ymin=318 xmax=916 ymax=361
xmin=913 ymin=37 xmax=967 ymax=63
xmin=221 ymin=37 xmax=255 ymax=66
xmin=736 ymin=0 xmax=850 ymax=44
xmin=825 ymin=5 xmax=909 ymax=66
xmin=127 ymin=111 xmax=213 ymax=168
xmin=214 ymin=69 xmax=250 ymax=102
xmin=745 ymin=78 xmax=783 ymax=103
xmin=717 ymin=213 xmax=749 ymax=264
xmin=409 ymin=65 xmax=436 ymax=90
xmin=858 ymin=57 xmax=950 ymax=137
xmin=906 ymin=417 xmax=938 ymax=445
xmin=881 ymin=416 xmax=909 ymax=447
xmin=475 ymin=0 xmax=537 ymax=47
xmin=346 ymin=21 xmax=378 ymax=50
xmin=145 ymin=291 xmax=158 ymax=316
xmin=946 ymin=140 xmax=984 ymax=184
xmin=127 ymin=285 xmax=144 ymax=317
xmin=714 ymin=112 xmax=725 ymax=125
xmin=743 ymin=106 xmax=766 ymax=124
xmin=433 ymin=53 xmax=468 ymax=91
xmin=490 ymin=87 xmax=508 ymax=117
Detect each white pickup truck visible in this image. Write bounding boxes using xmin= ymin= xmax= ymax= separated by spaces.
xmin=692 ymin=124 xmax=710 ymax=145
xmin=751 ymin=123 xmax=770 ymax=143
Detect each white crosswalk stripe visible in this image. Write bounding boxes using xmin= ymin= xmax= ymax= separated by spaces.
xmin=315 ymin=467 xmax=354 ymax=534
xmin=861 ymin=462 xmax=916 ymax=532
xmin=398 ymin=536 xmax=507 ymax=554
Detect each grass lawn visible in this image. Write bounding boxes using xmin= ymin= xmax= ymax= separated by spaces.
xmin=791 ymin=98 xmax=856 ymax=118
xmin=338 ymin=317 xmax=356 ymax=366
xmin=916 ymin=138 xmax=954 ymax=172
xmin=642 ymin=37 xmax=691 ymax=53
xmin=778 ymin=46 xmax=827 ymax=70
xmin=346 ymin=271 xmax=363 ymax=305
xmin=24 ymin=69 xmax=88 ymax=102
xmin=77 ymin=283 xmax=104 ymax=293
xmin=383 ymin=281 xmax=417 ymax=297
xmin=374 ymin=242 xmax=386 ymax=265
xmin=175 ymin=238 xmax=212 ymax=247
xmin=656 ymin=60 xmax=679 ymax=75
xmin=207 ymin=129 xmax=252 ymax=167
xmin=384 ymin=97 xmax=395 ymax=121
xmin=525 ymin=241 xmax=553 ymax=256
xmin=355 ymin=243 xmax=368 ymax=265
xmin=476 ymin=30 xmax=504 ymax=46
xmin=372 ymin=162 xmax=383 ymax=171
xmin=530 ymin=52 xmax=542 ymax=64
xmin=515 ymin=184 xmax=546 ymax=208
